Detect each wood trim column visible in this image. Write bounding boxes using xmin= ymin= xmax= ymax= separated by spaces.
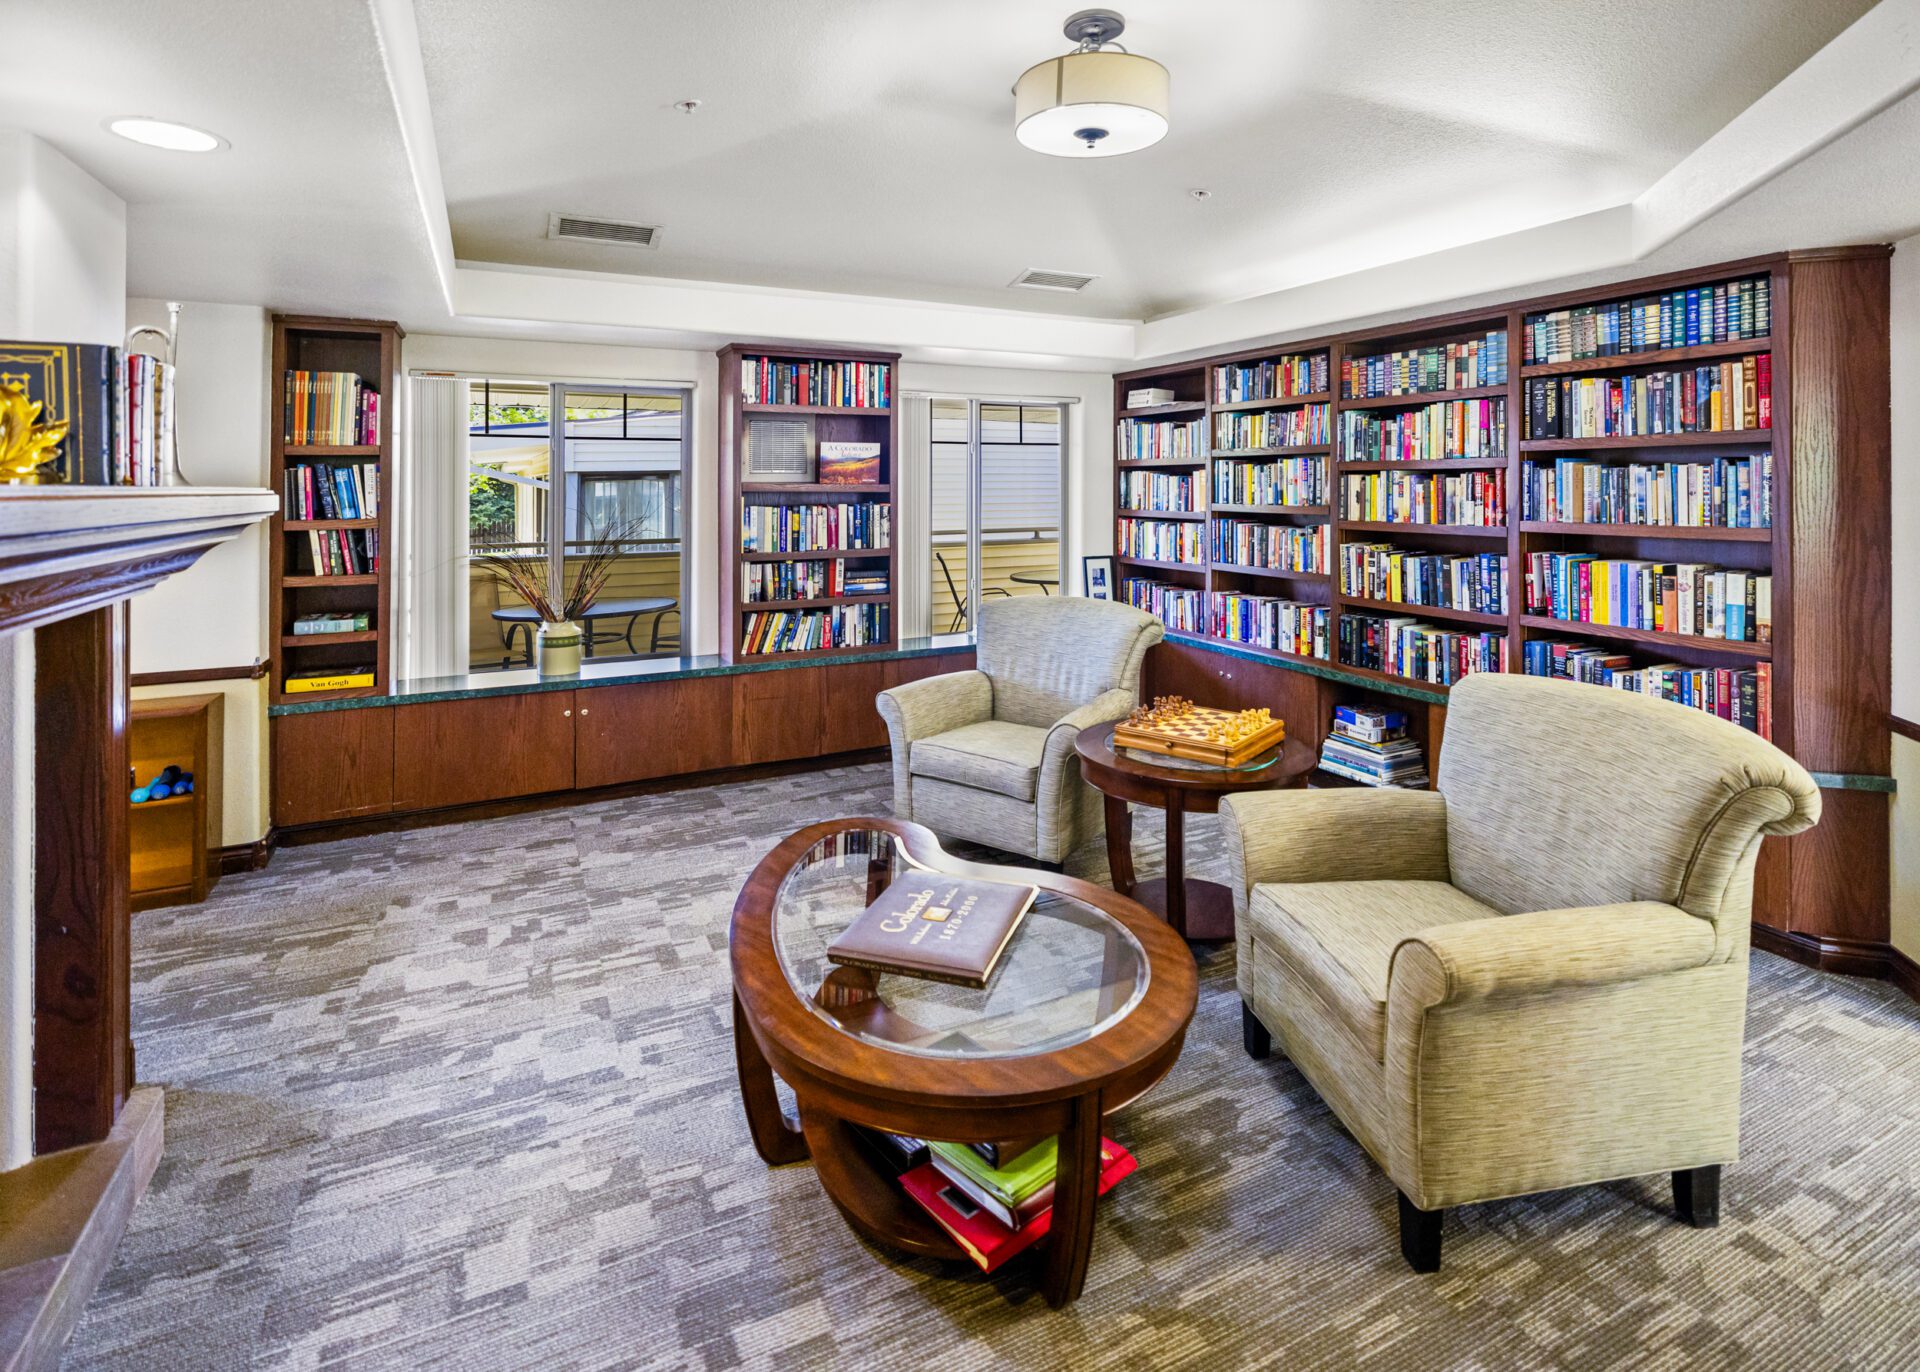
xmin=33 ymin=604 xmax=133 ymax=1153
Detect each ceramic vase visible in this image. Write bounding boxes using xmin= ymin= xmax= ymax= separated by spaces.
xmin=536 ymin=620 xmax=583 ymax=676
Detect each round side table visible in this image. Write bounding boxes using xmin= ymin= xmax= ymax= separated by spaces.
xmin=1075 ymin=725 xmax=1317 ymax=939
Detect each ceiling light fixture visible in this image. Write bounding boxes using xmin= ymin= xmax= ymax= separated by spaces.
xmin=1013 ymin=10 xmax=1168 ymax=159
xmin=106 ymin=117 xmax=226 ymax=152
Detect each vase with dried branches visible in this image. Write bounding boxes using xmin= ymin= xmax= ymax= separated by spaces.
xmin=475 ymin=519 xmax=643 ymax=676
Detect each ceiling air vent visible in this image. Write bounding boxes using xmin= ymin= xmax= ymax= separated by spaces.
xmin=547 ymin=213 xmax=661 ymax=248
xmin=1010 ymin=267 xmax=1096 ymax=293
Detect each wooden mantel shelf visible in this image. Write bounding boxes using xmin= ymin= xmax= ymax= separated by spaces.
xmin=0 ymin=487 xmax=277 ymax=637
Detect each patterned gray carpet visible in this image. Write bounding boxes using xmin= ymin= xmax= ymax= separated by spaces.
xmin=62 ymin=761 xmax=1920 ymax=1370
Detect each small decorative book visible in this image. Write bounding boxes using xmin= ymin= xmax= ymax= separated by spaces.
xmin=825 ymin=873 xmax=1037 ymax=989
xmin=818 ymin=441 xmax=881 ymax=485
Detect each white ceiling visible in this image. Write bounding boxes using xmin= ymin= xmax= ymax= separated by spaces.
xmin=1 ymin=0 xmax=1914 ymax=365
xmin=413 ymin=0 xmax=1875 ymax=318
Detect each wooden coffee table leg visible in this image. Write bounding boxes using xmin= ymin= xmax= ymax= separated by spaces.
xmin=1042 ymin=1092 xmax=1104 ymax=1307
xmin=1163 ymin=803 xmax=1188 ymax=937
xmin=733 ymin=991 xmax=809 ymax=1165
xmin=1103 ymin=793 xmax=1135 ymax=896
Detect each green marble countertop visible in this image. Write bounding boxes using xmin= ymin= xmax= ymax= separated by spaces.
xmin=269 ymin=635 xmax=976 ymax=716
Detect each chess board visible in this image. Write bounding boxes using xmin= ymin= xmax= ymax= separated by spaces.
xmin=1112 ymin=701 xmax=1287 ymax=768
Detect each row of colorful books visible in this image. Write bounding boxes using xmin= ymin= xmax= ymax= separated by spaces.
xmin=742 ymin=559 xmax=884 ymax=602
xmin=1340 ymin=398 xmax=1506 ymax=463
xmin=1318 ymin=706 xmax=1429 ymax=787
xmin=1212 ymin=352 xmax=1329 ymax=405
xmin=1208 ymin=591 xmax=1329 ymax=659
xmin=0 ymin=342 xmax=179 ymax=485
xmin=1523 ymin=358 xmax=1771 ymax=439
xmin=1519 ymin=455 xmax=1771 ymax=528
xmin=1522 ymin=275 xmax=1770 ymax=365
xmin=1343 ymin=332 xmax=1507 ymax=399
xmin=1340 ymin=545 xmax=1506 ymax=615
xmin=1117 ymin=516 xmax=1204 ymax=564
xmin=1122 ymin=578 xmax=1205 ymax=633
xmin=1522 ymin=640 xmax=1773 ymax=738
xmin=1118 ymin=416 xmax=1205 ymax=463
xmin=1119 ymin=468 xmax=1201 ymax=514
xmin=854 ymin=1129 xmax=1137 ymax=1274
xmin=302 ymin=528 xmax=379 ymax=577
xmin=1213 ymin=403 xmax=1330 ymax=452
xmin=740 ymin=501 xmax=891 ymax=553
xmin=1212 ymin=519 xmax=1327 ymax=573
xmin=284 ymin=370 xmax=379 ymax=446
xmin=1212 ymin=454 xmax=1325 ymax=507
xmin=1523 ymin=555 xmax=1771 ymax=642
xmin=741 ymin=355 xmax=891 ymax=409
xmin=283 ymin=462 xmax=379 ymax=520
xmin=1339 ymin=470 xmax=1507 ymax=527
xmin=1339 ymin=615 xmax=1507 ymax=684
xmin=740 ymin=603 xmax=889 ymax=653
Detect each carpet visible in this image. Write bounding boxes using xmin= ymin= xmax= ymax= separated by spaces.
xmin=61 ymin=761 xmax=1920 ymax=1370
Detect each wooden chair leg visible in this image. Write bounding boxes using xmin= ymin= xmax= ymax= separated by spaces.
xmin=1674 ymin=1164 xmax=1721 ymax=1228
xmin=1398 ymin=1192 xmax=1443 ymax=1273
xmin=1241 ymin=1002 xmax=1271 ymax=1060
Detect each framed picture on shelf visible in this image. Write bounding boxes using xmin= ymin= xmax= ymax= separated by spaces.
xmin=1082 ymin=555 xmax=1116 ymax=601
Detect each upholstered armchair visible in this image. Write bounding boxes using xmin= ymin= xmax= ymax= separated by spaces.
xmin=1220 ymin=673 xmax=1820 ymax=1272
xmin=876 ymin=597 xmax=1163 ymax=864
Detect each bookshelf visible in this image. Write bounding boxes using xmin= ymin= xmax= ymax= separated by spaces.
xmin=1115 ymin=247 xmax=1893 ymax=952
xmin=716 ymin=342 xmax=902 ymax=663
xmin=267 ymin=315 xmax=402 ymax=705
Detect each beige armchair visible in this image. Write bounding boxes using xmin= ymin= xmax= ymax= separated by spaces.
xmin=1220 ymin=672 xmax=1820 ymax=1271
xmin=876 ymin=596 xmax=1163 ymax=863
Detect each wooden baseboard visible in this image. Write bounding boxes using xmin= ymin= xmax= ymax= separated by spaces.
xmin=214 ymin=831 xmax=275 ymax=875
xmin=276 ymin=749 xmax=891 ymax=847
xmin=1751 ymin=923 xmax=1918 ymax=1005
xmin=0 ymin=1087 xmax=163 ymax=1372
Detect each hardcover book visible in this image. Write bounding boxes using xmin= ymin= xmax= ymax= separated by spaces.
xmin=818 ymin=441 xmax=881 ymax=485
xmin=825 ymin=873 xmax=1037 ymax=988
xmin=899 ymin=1139 xmax=1136 ymax=1272
xmin=0 ymin=340 xmax=119 ymax=483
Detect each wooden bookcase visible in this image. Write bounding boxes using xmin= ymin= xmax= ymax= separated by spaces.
xmin=267 ymin=315 xmax=402 ymax=705
xmin=1115 ymin=247 xmax=1892 ymax=954
xmin=716 ymin=342 xmax=901 ymax=663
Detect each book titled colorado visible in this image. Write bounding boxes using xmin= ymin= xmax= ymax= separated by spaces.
xmin=825 ymin=874 xmax=1038 ymax=989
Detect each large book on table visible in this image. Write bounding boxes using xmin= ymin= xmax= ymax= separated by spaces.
xmin=825 ymin=874 xmax=1037 ymax=988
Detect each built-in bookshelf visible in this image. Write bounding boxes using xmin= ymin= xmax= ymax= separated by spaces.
xmin=716 ymin=342 xmax=901 ymax=662
xmin=1116 ymin=248 xmax=1894 ymax=953
xmin=267 ymin=315 xmax=401 ymax=705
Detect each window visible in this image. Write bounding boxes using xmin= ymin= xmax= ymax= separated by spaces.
xmin=467 ymin=379 xmax=689 ymax=670
xmin=929 ymin=399 xmax=1064 ymax=634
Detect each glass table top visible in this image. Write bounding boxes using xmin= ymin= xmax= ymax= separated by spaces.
xmin=771 ymin=828 xmax=1148 ymax=1060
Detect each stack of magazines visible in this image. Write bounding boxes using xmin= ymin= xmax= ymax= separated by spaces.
xmin=1318 ymin=706 xmax=1429 ymax=788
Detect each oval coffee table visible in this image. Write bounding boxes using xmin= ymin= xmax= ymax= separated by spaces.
xmin=1075 ymin=725 xmax=1317 ymax=940
xmin=730 ymin=818 xmax=1197 ymax=1307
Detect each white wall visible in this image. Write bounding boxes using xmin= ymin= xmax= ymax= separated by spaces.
xmin=1889 ymin=232 xmax=1920 ymax=965
xmin=0 ymin=130 xmax=127 ymax=1169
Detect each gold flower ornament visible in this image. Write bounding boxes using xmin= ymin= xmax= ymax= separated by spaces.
xmin=0 ymin=381 xmax=69 ymax=483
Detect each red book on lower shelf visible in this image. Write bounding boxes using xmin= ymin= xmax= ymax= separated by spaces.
xmin=896 ymin=1139 xmax=1137 ymax=1273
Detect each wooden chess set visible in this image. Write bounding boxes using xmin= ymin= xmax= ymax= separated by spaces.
xmin=1112 ymin=696 xmax=1286 ymax=768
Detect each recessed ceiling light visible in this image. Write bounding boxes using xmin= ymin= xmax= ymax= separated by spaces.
xmin=1189 ymin=188 xmax=1211 ymax=200
xmin=105 ymin=117 xmax=226 ymax=153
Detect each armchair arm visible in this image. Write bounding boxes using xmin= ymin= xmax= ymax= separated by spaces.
xmin=1219 ymin=787 xmax=1451 ymax=902
xmin=1388 ymin=902 xmax=1716 ymax=1009
xmin=875 ymin=670 xmax=992 ymax=822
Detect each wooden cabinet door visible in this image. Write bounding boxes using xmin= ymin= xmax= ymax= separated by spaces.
xmin=819 ymin=661 xmax=889 ymax=755
xmin=393 ymin=691 xmax=575 ymax=811
xmin=732 ymin=667 xmax=825 ymax=765
xmin=272 ymin=707 xmax=395 ymax=827
xmin=574 ymin=677 xmax=734 ymax=790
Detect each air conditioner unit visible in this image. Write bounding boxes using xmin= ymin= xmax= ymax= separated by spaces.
xmin=743 ymin=416 xmax=816 ymax=483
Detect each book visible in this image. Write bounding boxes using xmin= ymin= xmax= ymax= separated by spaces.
xmin=849 ymin=1125 xmax=927 ymax=1177
xmin=817 ymin=441 xmax=882 ymax=485
xmin=291 ymin=612 xmax=371 ymax=636
xmin=968 ymin=1136 xmax=1048 ymax=1169
xmin=0 ymin=340 xmax=120 ymax=483
xmin=284 ymin=668 xmax=375 ymax=694
xmin=825 ymin=874 xmax=1037 ymax=989
xmin=898 ymin=1139 xmax=1136 ymax=1272
xmin=931 ymin=1154 xmax=1060 ymax=1230
xmin=928 ymin=1137 xmax=1058 ymax=1209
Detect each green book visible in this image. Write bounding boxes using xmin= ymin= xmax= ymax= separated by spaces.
xmin=927 ymin=1138 xmax=1056 ymax=1207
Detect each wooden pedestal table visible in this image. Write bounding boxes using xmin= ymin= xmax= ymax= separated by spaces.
xmin=1075 ymin=726 xmax=1316 ymax=940
xmin=729 ymin=818 xmax=1197 ymax=1308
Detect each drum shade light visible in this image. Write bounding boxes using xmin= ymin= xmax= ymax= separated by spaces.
xmin=1014 ymin=11 xmax=1169 ymax=159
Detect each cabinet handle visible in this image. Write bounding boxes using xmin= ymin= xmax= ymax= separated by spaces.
xmin=564 ymin=708 xmax=573 ymax=717
xmin=579 ymin=708 xmax=589 ymax=716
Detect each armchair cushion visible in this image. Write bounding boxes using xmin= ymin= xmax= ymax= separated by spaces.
xmin=911 ymin=721 xmax=1049 ymax=802
xmin=1249 ymin=880 xmax=1498 ymax=1061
